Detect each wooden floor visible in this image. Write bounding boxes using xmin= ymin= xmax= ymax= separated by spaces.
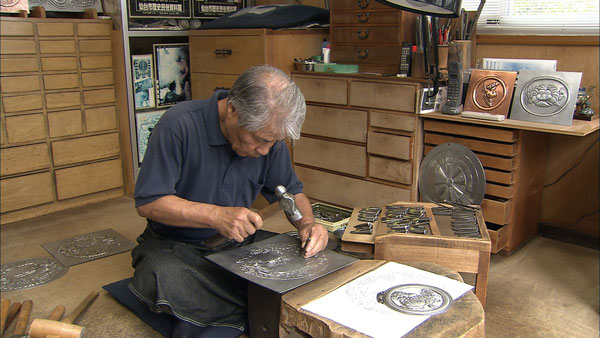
xmin=0 ymin=196 xmax=598 ymax=338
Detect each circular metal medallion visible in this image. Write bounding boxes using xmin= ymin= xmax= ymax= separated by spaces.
xmin=472 ymin=76 xmax=508 ymax=111
xmin=1 ymin=257 xmax=68 ymax=291
xmin=520 ymin=76 xmax=569 ymax=117
xmin=376 ymin=284 xmax=453 ymax=315
xmin=57 ymin=232 xmax=123 ymax=259
xmin=419 ymin=143 xmax=486 ymax=205
xmin=236 ymin=244 xmax=328 ymax=280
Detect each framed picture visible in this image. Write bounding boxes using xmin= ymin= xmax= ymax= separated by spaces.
xmin=136 ymin=109 xmax=166 ymax=164
xmin=153 ymin=43 xmax=192 ymax=107
xmin=128 ymin=0 xmax=191 ymax=18
xmin=132 ymin=54 xmax=156 ymax=110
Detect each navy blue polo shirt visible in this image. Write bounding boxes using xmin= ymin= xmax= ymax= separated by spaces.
xmin=134 ymin=90 xmax=303 ymax=242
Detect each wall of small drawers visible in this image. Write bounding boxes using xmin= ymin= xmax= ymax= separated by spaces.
xmin=0 ymin=17 xmax=124 ymax=225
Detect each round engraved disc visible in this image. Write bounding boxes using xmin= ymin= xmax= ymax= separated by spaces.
xmin=376 ymin=284 xmax=453 ymax=315
xmin=0 ymin=0 xmax=21 ymax=7
xmin=520 ymin=76 xmax=569 ymax=117
xmin=471 ymin=76 xmax=508 ymax=111
xmin=419 ymin=143 xmax=486 ymax=205
xmin=1 ymin=258 xmax=68 ymax=291
xmin=236 ymin=244 xmax=328 ymax=280
xmin=57 ymin=233 xmax=123 ymax=259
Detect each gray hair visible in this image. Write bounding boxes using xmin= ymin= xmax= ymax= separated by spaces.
xmin=227 ymin=65 xmax=306 ymax=140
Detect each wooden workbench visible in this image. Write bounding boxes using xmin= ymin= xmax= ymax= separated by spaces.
xmin=280 ymin=260 xmax=484 ymax=338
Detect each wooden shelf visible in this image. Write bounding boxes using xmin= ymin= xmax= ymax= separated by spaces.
xmin=420 ymin=112 xmax=599 ymax=137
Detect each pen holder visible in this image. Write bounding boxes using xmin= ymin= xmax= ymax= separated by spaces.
xmin=437 ymin=45 xmax=449 ymax=70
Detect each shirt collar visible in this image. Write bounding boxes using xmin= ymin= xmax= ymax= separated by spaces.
xmin=205 ymin=90 xmax=229 ymax=146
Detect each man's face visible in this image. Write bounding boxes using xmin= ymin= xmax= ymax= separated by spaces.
xmin=225 ymin=104 xmax=283 ymax=157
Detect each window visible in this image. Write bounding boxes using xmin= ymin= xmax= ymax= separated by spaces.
xmin=461 ymin=0 xmax=600 ymax=35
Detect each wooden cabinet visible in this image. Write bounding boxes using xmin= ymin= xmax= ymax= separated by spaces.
xmin=423 ymin=119 xmax=549 ymax=254
xmin=0 ymin=17 xmax=123 ymax=225
xmin=291 ymin=72 xmax=426 ymax=208
xmin=329 ymin=0 xmax=417 ymax=74
xmin=189 ymin=28 xmax=328 ymax=100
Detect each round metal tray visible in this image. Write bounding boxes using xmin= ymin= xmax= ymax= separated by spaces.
xmin=376 ymin=283 xmax=453 ymax=315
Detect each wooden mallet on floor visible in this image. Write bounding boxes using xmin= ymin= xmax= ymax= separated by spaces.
xmin=28 ymin=291 xmax=99 ymax=338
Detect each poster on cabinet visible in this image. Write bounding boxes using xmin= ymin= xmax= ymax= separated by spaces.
xmin=154 ymin=43 xmax=192 ymax=107
xmin=136 ymin=109 xmax=166 ymax=164
xmin=132 ymin=54 xmax=156 ymax=110
xmin=128 ymin=0 xmax=191 ymax=18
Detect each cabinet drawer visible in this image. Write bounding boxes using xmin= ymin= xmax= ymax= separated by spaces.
xmin=80 ymin=55 xmax=112 ymax=69
xmin=83 ymin=88 xmax=115 ymax=105
xmin=48 ymin=109 xmax=83 ymax=137
xmin=350 ymin=81 xmax=416 ymax=112
xmin=5 ymin=114 xmax=46 ymax=144
xmin=487 ymin=224 xmax=509 ymax=254
xmin=425 ymin=144 xmax=516 ymax=171
xmin=1 ymin=75 xmax=40 ymax=93
xmin=0 ymin=58 xmax=39 ymax=73
xmin=190 ymin=35 xmax=264 ymax=74
xmin=77 ymin=23 xmax=111 ymax=37
xmin=295 ymin=165 xmax=411 ymax=208
xmin=79 ymin=39 xmax=111 ymax=53
xmin=43 ymin=73 xmax=80 ymax=90
xmin=368 ymin=131 xmax=412 ymax=160
xmin=330 ymin=0 xmax=391 ymax=10
xmin=46 ymin=91 xmax=80 ymax=109
xmin=331 ymin=11 xmax=401 ymax=25
xmin=370 ymin=111 xmax=414 ymax=132
xmin=424 ymin=133 xmax=517 ymax=157
xmin=331 ymin=26 xmax=400 ymax=44
xmin=303 ymin=105 xmax=367 ymax=142
xmin=368 ymin=155 xmax=412 ymax=184
xmin=37 ymin=23 xmax=74 ymax=36
xmin=39 ymin=40 xmax=76 ymax=54
xmin=481 ymin=198 xmax=511 ymax=225
xmin=294 ymin=137 xmax=366 ymax=177
xmin=85 ymin=106 xmax=117 ymax=132
xmin=42 ymin=57 xmax=78 ymax=71
xmin=332 ymin=45 xmax=399 ymax=65
xmin=293 ymin=76 xmax=348 ymax=105
xmin=1 ymin=143 xmax=50 ymax=176
xmin=0 ymin=39 xmax=36 ymax=54
xmin=55 ymin=159 xmax=123 ymax=200
xmin=424 ymin=119 xmax=517 ymax=143
xmin=0 ymin=21 xmax=34 ymax=36
xmin=82 ymin=71 xmax=114 ymax=87
xmin=191 ymin=73 xmax=237 ymax=100
xmin=2 ymin=94 xmax=43 ymax=112
xmin=51 ymin=133 xmax=120 ymax=166
xmin=0 ymin=172 xmax=54 ymax=213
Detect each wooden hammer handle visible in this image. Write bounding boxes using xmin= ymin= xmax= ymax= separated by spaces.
xmin=3 ymin=302 xmax=22 ymax=335
xmin=61 ymin=291 xmax=99 ymax=324
xmin=47 ymin=306 xmax=65 ymax=321
xmin=0 ymin=299 xmax=9 ymax=335
xmin=13 ymin=300 xmax=33 ymax=335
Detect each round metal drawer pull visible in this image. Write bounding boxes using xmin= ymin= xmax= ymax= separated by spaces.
xmin=214 ymin=49 xmax=233 ymax=56
xmin=355 ymin=48 xmax=369 ymax=59
xmin=357 ymin=0 xmax=370 ymax=9
xmin=356 ymin=29 xmax=369 ymax=40
xmin=357 ymin=12 xmax=371 ymax=23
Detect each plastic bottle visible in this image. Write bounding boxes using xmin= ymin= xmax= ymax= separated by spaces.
xmin=323 ymin=43 xmax=331 ymax=64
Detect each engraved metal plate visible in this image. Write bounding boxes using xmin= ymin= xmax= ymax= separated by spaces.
xmin=1 ymin=257 xmax=67 ymax=291
xmin=419 ymin=143 xmax=486 ymax=205
xmin=42 ymin=229 xmax=136 ymax=267
xmin=206 ymin=234 xmax=357 ymax=294
xmin=28 ymin=0 xmax=102 ymax=12
xmin=509 ymin=70 xmax=582 ymax=126
xmin=376 ymin=284 xmax=453 ymax=315
xmin=464 ymin=69 xmax=517 ymax=117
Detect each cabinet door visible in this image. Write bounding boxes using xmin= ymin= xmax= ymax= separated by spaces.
xmin=190 ymin=35 xmax=265 ymax=75
xmin=191 ymin=73 xmax=238 ymax=100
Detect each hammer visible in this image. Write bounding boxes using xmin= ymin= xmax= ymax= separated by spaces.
xmin=7 ymin=300 xmax=33 ymax=338
xmin=2 ymin=301 xmax=22 ymax=336
xmin=28 ymin=291 xmax=98 ymax=338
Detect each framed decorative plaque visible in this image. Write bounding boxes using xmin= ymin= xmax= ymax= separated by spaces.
xmin=463 ymin=69 xmax=517 ymax=117
xmin=509 ymin=70 xmax=582 ymax=126
xmin=132 ymin=54 xmax=156 ymax=110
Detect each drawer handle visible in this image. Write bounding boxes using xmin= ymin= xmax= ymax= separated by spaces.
xmin=214 ymin=86 xmax=231 ymax=91
xmin=356 ymin=29 xmax=369 ymax=40
xmin=355 ymin=48 xmax=369 ymax=59
xmin=214 ymin=49 xmax=233 ymax=56
xmin=357 ymin=0 xmax=370 ymax=9
xmin=357 ymin=12 xmax=371 ymax=23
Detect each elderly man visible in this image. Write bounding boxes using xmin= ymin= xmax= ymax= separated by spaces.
xmin=131 ymin=64 xmax=328 ymax=337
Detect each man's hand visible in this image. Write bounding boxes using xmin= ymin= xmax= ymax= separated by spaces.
xmin=213 ymin=207 xmax=263 ymax=242
xmin=298 ymin=223 xmax=328 ymax=258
